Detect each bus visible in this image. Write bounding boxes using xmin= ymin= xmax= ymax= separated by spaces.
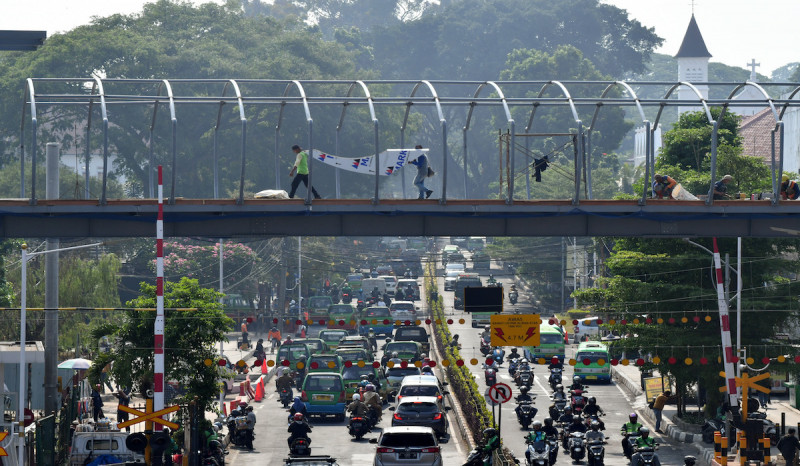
xmin=524 ymin=323 xmax=566 ymax=362
xmin=573 ymin=341 xmax=612 ymax=383
xmin=453 ymin=273 xmax=482 ymax=312
xmin=327 ymin=303 xmax=359 ymax=333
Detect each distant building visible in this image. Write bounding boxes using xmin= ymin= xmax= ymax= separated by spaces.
xmin=675 ymin=14 xmax=711 ymax=114
xmin=633 ymin=125 xmax=662 ymax=167
xmin=729 ymin=60 xmax=767 ymax=117
xmin=739 ymin=108 xmax=785 ymax=169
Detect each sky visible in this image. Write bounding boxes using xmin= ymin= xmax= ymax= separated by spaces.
xmin=2 ymin=0 xmax=798 ymax=77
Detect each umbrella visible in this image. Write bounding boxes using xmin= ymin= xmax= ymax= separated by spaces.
xmin=58 ymin=358 xmax=92 ymax=370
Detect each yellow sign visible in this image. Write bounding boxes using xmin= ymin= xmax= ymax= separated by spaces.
xmin=117 ymin=404 xmax=180 ymax=430
xmin=718 ymin=372 xmax=770 ymax=419
xmin=643 ymin=376 xmax=665 ymax=403
xmin=0 ymin=432 xmax=7 ymax=456
xmin=490 ymin=314 xmax=541 ymax=347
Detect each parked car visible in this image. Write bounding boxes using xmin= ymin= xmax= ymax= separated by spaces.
xmin=371 ymin=426 xmax=442 ymax=465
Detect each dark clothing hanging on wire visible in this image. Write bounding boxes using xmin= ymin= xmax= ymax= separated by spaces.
xmin=533 ymin=156 xmax=549 ymax=182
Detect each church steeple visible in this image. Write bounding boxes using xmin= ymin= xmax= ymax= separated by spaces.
xmin=675 ymin=15 xmax=712 ymax=58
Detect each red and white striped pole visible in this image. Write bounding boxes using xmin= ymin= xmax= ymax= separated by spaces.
xmin=712 ymin=238 xmax=739 ymax=408
xmin=154 ymin=165 xmax=165 ymax=426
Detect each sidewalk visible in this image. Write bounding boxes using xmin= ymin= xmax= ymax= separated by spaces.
xmin=614 ymin=363 xmax=800 ymax=465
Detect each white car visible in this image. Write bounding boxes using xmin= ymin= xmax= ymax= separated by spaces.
xmin=380 ymin=275 xmax=398 ymax=294
xmin=443 ymin=270 xmax=460 ymax=291
xmin=371 ymin=426 xmax=443 ymax=466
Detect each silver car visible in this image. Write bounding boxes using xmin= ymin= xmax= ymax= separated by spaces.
xmin=371 ymin=426 xmax=442 ymax=466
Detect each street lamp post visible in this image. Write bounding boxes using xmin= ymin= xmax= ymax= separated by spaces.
xmin=19 ymin=241 xmax=101 ymax=466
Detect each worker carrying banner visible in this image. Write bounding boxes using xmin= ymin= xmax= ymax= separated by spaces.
xmin=309 ymin=148 xmax=427 ymax=176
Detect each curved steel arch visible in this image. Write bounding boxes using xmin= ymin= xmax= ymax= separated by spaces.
xmin=334 ymin=80 xmax=379 ymax=200
xmin=778 ymin=85 xmax=800 ymax=121
xmin=149 ymin=79 xmax=178 ymax=203
xmin=20 ymin=79 xmax=38 ymax=202
xmin=213 ymin=79 xmax=247 ymax=204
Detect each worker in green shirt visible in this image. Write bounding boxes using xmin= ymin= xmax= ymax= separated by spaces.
xmin=288 ymin=144 xmax=321 ymax=199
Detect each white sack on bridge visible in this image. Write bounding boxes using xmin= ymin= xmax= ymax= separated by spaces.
xmin=310 ymin=148 xmax=427 ymax=176
xmin=672 ymin=183 xmax=699 ymax=201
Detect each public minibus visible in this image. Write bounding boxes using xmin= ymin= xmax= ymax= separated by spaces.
xmin=573 ymin=341 xmax=612 ymax=383
xmin=524 ymin=323 xmax=566 ymax=362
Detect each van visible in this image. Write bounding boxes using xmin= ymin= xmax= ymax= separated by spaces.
xmin=379 ymin=275 xmax=398 ymax=294
xmin=362 ymin=278 xmax=387 ymax=296
xmin=573 ymin=316 xmax=602 ymax=342
xmin=396 ymin=279 xmax=420 ymax=300
xmin=70 ymin=431 xmax=144 ymax=466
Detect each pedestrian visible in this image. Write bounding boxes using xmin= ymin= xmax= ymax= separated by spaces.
xmin=651 ymin=389 xmax=671 ymax=433
xmin=288 ymin=144 xmax=321 ymax=199
xmin=713 ymin=174 xmax=733 ymax=200
xmin=782 ymin=174 xmax=800 ymax=200
xmin=101 ymin=362 xmax=114 ymax=393
xmin=91 ymin=383 xmax=104 ymax=421
xmin=409 ymin=145 xmax=434 ymax=199
xmin=777 ymin=428 xmax=800 ymax=466
xmin=652 ymin=174 xmax=677 ymax=199
xmin=240 ymin=319 xmax=249 ymax=348
xmin=114 ymin=386 xmax=131 ymax=432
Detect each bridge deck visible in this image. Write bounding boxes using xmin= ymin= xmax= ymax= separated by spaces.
xmin=1 ymin=198 xmax=798 ymax=238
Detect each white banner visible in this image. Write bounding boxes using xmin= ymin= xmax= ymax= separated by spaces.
xmin=310 ymin=148 xmax=427 ymax=176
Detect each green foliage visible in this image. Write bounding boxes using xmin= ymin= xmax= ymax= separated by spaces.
xmin=93 ymin=277 xmax=234 ymax=411
xmin=659 ymin=109 xmax=741 ymax=170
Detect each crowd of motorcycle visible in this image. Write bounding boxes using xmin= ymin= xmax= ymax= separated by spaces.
xmin=466 ymin=326 xmax=679 ymax=466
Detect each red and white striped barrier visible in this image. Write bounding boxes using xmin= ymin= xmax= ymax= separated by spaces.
xmin=154 ymin=165 xmax=165 ymax=430
xmin=713 ymin=238 xmax=738 ymax=408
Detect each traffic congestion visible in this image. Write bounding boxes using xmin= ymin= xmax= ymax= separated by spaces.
xmin=221 ymin=237 xmax=702 ymax=466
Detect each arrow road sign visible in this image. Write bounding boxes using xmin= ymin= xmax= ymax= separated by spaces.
xmin=488 ymin=382 xmax=513 ymax=404
xmin=117 ymin=404 xmax=180 ymax=430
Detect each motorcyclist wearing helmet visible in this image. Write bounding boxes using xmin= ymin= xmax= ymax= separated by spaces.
xmin=421 ymin=365 xmax=434 ymax=375
xmin=514 ymin=386 xmax=537 ymax=423
xmin=583 ymin=396 xmax=606 ymax=429
xmin=548 ymin=357 xmax=564 ymax=371
xmin=487 ymin=274 xmax=497 ymax=286
xmin=569 ymin=375 xmax=584 ymax=391
xmin=621 ymin=413 xmax=643 ymax=457
xmin=553 ymin=384 xmax=567 ymax=402
xmin=564 ymin=414 xmax=588 ymax=449
xmin=509 ymin=348 xmax=520 ymax=360
xmin=526 ymin=420 xmax=547 ymax=443
xmin=362 ymin=384 xmax=382 ymax=422
xmin=287 ymin=412 xmax=312 ymax=447
xmin=367 ymin=372 xmax=382 ymax=392
xmin=585 ymin=420 xmax=605 ymax=444
xmin=542 ymin=417 xmax=559 ymax=438
xmin=557 ymin=406 xmax=574 ymax=425
xmin=367 ymin=328 xmax=377 ymax=352
xmin=631 ymin=427 xmax=659 ymax=466
xmin=276 ymin=368 xmax=293 ymax=393
xmin=347 ymin=393 xmax=368 ymax=418
xmin=481 ymin=428 xmax=500 ymax=454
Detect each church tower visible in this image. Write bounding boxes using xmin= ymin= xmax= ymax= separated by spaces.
xmin=675 ymin=14 xmax=711 ymax=114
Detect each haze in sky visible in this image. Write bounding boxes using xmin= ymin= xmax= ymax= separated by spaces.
xmin=3 ymin=0 xmax=798 ymax=77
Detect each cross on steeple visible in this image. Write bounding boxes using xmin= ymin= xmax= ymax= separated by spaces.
xmin=690 ymin=0 xmax=697 ymax=14
xmin=747 ymin=58 xmax=760 ymax=80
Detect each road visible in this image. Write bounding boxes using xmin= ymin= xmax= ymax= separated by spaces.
xmin=436 ymin=242 xmax=698 ymax=465
xmin=227 ymin=315 xmax=468 ymax=463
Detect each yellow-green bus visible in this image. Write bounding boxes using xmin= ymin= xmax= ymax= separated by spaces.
xmin=573 ymin=341 xmax=612 ymax=383
xmin=524 ymin=323 xmax=566 ymax=362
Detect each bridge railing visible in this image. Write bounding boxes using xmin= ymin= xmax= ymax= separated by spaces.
xmin=17 ymin=79 xmax=800 ymax=206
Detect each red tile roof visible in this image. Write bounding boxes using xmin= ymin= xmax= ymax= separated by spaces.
xmin=740 ymin=108 xmax=780 ymax=164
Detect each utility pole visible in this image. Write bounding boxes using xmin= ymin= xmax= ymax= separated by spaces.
xmin=44 ymin=142 xmax=59 ymax=416
xmin=561 ymin=237 xmax=566 ymax=313
xmin=278 ymin=238 xmax=288 ymax=331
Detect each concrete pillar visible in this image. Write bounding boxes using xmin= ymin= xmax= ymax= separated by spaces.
xmin=45 ymin=142 xmax=60 ymax=415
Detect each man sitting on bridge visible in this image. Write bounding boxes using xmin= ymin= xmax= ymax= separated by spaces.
xmin=652 ymin=174 xmax=677 ymax=199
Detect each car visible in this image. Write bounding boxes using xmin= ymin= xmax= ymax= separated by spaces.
xmin=360 ymin=307 xmax=393 ymax=336
xmin=301 ymin=372 xmax=347 ymax=421
xmin=389 ymin=301 xmax=417 ymax=322
xmin=384 ymin=366 xmax=421 ymax=397
xmin=472 ymin=251 xmax=491 ymax=269
xmin=308 ymin=296 xmax=333 ymax=321
xmin=275 ymin=343 xmax=311 ymax=370
xmin=283 ymin=455 xmax=339 ymax=465
xmin=370 ymin=426 xmax=443 ymax=466
xmin=396 ymin=375 xmax=448 ymax=407
xmin=338 ymin=335 xmax=373 ymax=355
xmin=327 ymin=303 xmax=358 ymax=333
xmin=375 ymin=265 xmax=393 ymax=276
xmin=379 ymin=275 xmax=398 ymax=294
xmin=383 ymin=341 xmax=423 ymax=362
xmin=318 ymin=329 xmax=349 ymax=350
xmin=443 ymin=270 xmax=460 ymax=291
xmin=389 ymin=396 xmax=449 ymax=438
xmin=447 ymin=252 xmax=467 ymax=268
xmin=393 ymin=326 xmax=430 ymax=354
xmin=307 ymin=354 xmax=343 ymax=374
xmin=335 ymin=347 xmax=372 ymax=364
xmin=341 ymin=364 xmax=389 ymax=400
xmin=293 ymin=338 xmax=329 ymax=355
xmin=396 ymin=279 xmax=421 ymax=300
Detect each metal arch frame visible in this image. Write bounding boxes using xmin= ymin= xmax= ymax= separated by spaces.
xmin=652 ymin=82 xmax=718 ymax=206
xmin=20 ymin=79 xmax=37 ymax=202
xmin=275 ymin=80 xmax=314 ymax=204
xmin=407 ymin=81 xmax=447 ymax=203
xmin=335 ymin=80 xmax=378 ymax=201
xmin=539 ymin=81 xmax=583 ymax=205
xmin=213 ymin=79 xmax=247 ymax=204
xmin=463 ymin=81 xmax=515 ymax=202
xmin=721 ymin=82 xmax=782 ymax=204
xmin=149 ymin=80 xmax=178 ymax=204
xmin=587 ymin=81 xmax=650 ymax=201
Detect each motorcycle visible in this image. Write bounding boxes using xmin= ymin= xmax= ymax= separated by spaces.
xmin=228 ymin=415 xmax=253 ymax=449
xmin=484 ymin=364 xmax=497 ymax=386
xmin=508 ymin=358 xmax=520 ymax=377
xmin=701 ymin=417 xmax=724 ymax=444
xmin=622 ymin=432 xmax=641 ymax=459
xmin=290 ymin=437 xmax=312 ymax=456
xmin=567 ymin=431 xmax=586 ymax=461
xmin=516 ymin=400 xmax=537 ymax=429
xmin=464 ymin=448 xmax=492 ymax=466
xmin=748 ymin=411 xmax=779 ymax=446
xmin=491 ymin=347 xmax=505 ymax=365
xmin=525 ymin=439 xmax=551 ymax=466
xmin=548 ymin=368 xmax=562 ymax=391
xmin=583 ymin=413 xmax=605 ymax=431
xmin=348 ymin=416 xmax=370 ymax=440
xmin=549 ymin=399 xmax=567 ymax=420
xmin=570 ymin=389 xmax=587 ymax=414
xmin=632 ymin=445 xmax=659 ymax=466
xmin=586 ymin=436 xmax=606 ymax=466
xmin=509 ymin=290 xmax=518 ymax=304
xmin=342 ymin=292 xmax=352 ymax=304
xmin=516 ymin=369 xmax=533 ymax=389
xmin=479 ymin=336 xmax=492 ymax=356
xmin=279 ymin=388 xmax=293 ymax=408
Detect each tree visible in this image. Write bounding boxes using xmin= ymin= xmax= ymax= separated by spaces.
xmin=91 ymin=277 xmax=233 ymax=411
xmin=659 ymin=109 xmax=741 ymax=170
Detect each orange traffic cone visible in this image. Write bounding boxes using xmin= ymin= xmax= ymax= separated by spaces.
xmin=254 ymin=378 xmax=264 ymax=402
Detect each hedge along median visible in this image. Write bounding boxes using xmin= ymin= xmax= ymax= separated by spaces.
xmin=425 ymin=262 xmax=493 ymax=446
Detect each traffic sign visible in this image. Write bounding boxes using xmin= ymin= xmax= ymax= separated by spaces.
xmin=0 ymin=432 xmax=7 ymax=456
xmin=117 ymin=404 xmax=180 ymax=430
xmin=488 ymin=383 xmax=513 ymax=404
xmin=23 ymin=408 xmax=34 ymax=427
xmin=490 ymin=314 xmax=541 ymax=347
xmin=484 ymin=387 xmax=499 ymax=407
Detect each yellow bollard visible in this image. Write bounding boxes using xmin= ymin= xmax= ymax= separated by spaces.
xmin=737 ymin=432 xmax=746 ymax=466
xmin=714 ymin=431 xmax=722 ymax=461
xmin=720 ymin=436 xmax=729 ymax=466
xmin=760 ymin=436 xmax=770 ymax=464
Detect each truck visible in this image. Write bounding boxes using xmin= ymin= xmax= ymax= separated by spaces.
xmin=70 ymin=428 xmax=144 ymax=466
